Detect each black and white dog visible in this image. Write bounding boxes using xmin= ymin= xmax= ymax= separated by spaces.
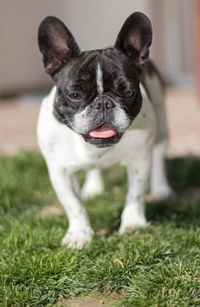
xmin=37 ymin=12 xmax=173 ymax=248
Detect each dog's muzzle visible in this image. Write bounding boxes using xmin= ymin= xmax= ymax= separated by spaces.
xmin=81 ymin=95 xmax=122 ymax=147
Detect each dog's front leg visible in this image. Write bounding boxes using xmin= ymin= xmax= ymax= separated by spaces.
xmin=119 ymin=153 xmax=151 ymax=234
xmin=47 ymin=163 xmax=93 ymax=249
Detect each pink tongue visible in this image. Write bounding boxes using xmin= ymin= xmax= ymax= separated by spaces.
xmin=89 ymin=124 xmax=116 ymax=138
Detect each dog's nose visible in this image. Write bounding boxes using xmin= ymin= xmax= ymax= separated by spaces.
xmin=92 ymin=96 xmax=115 ymax=110
xmin=105 ymin=100 xmax=115 ymax=109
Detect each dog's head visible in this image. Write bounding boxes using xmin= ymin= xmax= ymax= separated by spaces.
xmin=38 ymin=12 xmax=152 ymax=147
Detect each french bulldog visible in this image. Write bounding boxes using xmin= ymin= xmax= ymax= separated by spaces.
xmin=37 ymin=12 xmax=173 ymax=249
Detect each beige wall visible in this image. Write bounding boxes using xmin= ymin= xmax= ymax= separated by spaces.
xmin=64 ymin=0 xmax=152 ymax=50
xmin=58 ymin=0 xmax=196 ymax=86
xmin=0 ymin=0 xmax=154 ymax=95
xmin=0 ymin=0 xmax=195 ymax=95
xmin=0 ymin=0 xmax=67 ymax=95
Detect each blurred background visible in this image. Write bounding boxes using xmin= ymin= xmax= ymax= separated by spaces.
xmin=0 ymin=0 xmax=200 ymax=156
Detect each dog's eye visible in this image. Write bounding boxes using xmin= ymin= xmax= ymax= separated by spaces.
xmin=124 ymin=90 xmax=135 ymax=98
xmin=69 ymin=93 xmax=81 ymax=100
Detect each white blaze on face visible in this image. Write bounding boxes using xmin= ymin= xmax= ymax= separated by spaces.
xmin=96 ymin=63 xmax=104 ymax=95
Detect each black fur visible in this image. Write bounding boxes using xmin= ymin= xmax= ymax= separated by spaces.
xmin=38 ymin=16 xmax=80 ymax=77
xmin=115 ymin=12 xmax=152 ymax=69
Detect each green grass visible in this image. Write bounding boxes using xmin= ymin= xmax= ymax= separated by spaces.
xmin=0 ymin=152 xmax=200 ymax=306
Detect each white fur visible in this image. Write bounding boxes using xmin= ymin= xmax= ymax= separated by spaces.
xmin=112 ymin=104 xmax=132 ymax=132
xmin=73 ymin=105 xmax=91 ymax=134
xmin=96 ymin=63 xmax=104 ymax=94
xmin=37 ymin=84 xmax=162 ymax=249
xmin=82 ymin=169 xmax=104 ymax=199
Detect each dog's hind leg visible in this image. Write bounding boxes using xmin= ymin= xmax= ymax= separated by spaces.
xmin=151 ymin=140 xmax=174 ymax=201
xmin=142 ymin=62 xmax=174 ymax=201
xmin=82 ymin=169 xmax=104 ymax=199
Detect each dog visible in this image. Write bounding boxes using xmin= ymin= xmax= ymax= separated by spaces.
xmin=37 ymin=12 xmax=173 ymax=249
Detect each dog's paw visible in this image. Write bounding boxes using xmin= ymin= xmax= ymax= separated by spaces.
xmin=150 ymin=186 xmax=175 ymax=203
xmin=119 ymin=205 xmax=149 ymax=235
xmin=61 ymin=228 xmax=94 ymax=249
xmin=119 ymin=218 xmax=149 ymax=235
xmin=81 ymin=184 xmax=104 ymax=199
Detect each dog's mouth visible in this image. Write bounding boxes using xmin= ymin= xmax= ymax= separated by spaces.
xmin=88 ymin=124 xmax=117 ymax=138
xmin=82 ymin=123 xmax=123 ymax=147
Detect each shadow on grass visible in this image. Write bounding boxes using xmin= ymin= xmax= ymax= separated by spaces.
xmin=146 ymin=157 xmax=200 ymax=227
xmin=146 ymin=197 xmax=200 ymax=227
xmin=103 ymin=156 xmax=200 ymax=233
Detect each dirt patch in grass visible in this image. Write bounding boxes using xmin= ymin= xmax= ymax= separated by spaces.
xmin=54 ymin=293 xmax=121 ymax=307
xmin=40 ymin=204 xmax=63 ymax=217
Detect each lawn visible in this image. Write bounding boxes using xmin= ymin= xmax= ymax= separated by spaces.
xmin=0 ymin=152 xmax=200 ymax=306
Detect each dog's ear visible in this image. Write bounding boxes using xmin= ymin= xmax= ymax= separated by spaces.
xmin=38 ymin=16 xmax=80 ymax=78
xmin=114 ymin=12 xmax=152 ymax=69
